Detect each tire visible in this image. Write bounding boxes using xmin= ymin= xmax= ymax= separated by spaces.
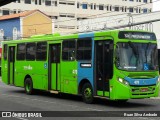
xmin=24 ymin=78 xmax=34 ymax=95
xmin=82 ymin=83 xmax=94 ymax=104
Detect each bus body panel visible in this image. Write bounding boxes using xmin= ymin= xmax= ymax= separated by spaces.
xmin=61 ymin=61 xmax=78 ymax=94
xmin=2 ymin=45 xmax=8 ymax=85
xmin=59 ymin=34 xmax=79 ymax=94
xmin=2 ymin=61 xmax=8 ymax=84
xmin=77 ymin=32 xmax=94 ymax=89
xmin=15 ymin=61 xmax=48 ymax=90
xmin=15 ymin=61 xmax=26 ymax=87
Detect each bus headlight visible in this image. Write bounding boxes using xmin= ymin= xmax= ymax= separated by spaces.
xmin=118 ymin=78 xmax=129 ymax=86
xmin=118 ymin=78 xmax=123 ymax=83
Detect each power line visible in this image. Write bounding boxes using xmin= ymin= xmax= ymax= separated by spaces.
xmin=78 ymin=10 xmax=160 ymax=29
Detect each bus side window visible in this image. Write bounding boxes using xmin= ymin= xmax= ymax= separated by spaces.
xmin=62 ymin=40 xmax=76 ymax=61
xmin=77 ymin=38 xmax=92 ymax=61
xmin=51 ymin=44 xmax=61 ymax=63
xmin=3 ymin=44 xmax=7 ymax=60
xmin=36 ymin=42 xmax=47 ymax=61
xmin=26 ymin=43 xmax=36 ymax=61
xmin=17 ymin=43 xmax=26 ymax=60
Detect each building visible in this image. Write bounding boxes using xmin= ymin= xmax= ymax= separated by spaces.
xmin=0 ymin=0 xmax=153 ymax=33
xmin=0 ymin=0 xmax=16 ymax=6
xmin=0 ymin=9 xmax=53 ymax=65
xmin=0 ymin=9 xmax=53 ymax=40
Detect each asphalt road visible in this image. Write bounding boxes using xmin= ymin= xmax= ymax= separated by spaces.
xmin=0 ymin=77 xmax=160 ymax=120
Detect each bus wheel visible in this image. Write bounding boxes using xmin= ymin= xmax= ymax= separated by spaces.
xmin=24 ymin=78 xmax=33 ymax=95
xmin=82 ymin=83 xmax=94 ymax=104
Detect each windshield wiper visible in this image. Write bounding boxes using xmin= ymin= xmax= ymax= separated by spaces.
xmin=145 ymin=42 xmax=151 ymax=63
xmin=128 ymin=41 xmax=139 ymax=57
xmin=128 ymin=41 xmax=139 ymax=67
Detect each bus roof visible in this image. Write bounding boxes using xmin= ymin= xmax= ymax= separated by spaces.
xmin=1 ymin=29 xmax=156 ymax=44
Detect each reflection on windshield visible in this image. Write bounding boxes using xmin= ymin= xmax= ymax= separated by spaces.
xmin=116 ymin=42 xmax=158 ymax=71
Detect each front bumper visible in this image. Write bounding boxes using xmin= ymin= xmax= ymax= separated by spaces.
xmin=110 ymin=80 xmax=160 ymax=100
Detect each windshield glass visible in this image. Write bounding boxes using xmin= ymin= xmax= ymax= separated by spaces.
xmin=115 ymin=42 xmax=158 ymax=71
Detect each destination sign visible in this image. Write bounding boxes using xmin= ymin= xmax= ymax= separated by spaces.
xmin=80 ymin=63 xmax=92 ymax=68
xmin=118 ymin=31 xmax=156 ymax=40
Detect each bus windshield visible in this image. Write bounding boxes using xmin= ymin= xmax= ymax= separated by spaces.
xmin=115 ymin=42 xmax=158 ymax=71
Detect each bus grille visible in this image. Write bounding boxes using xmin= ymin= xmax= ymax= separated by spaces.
xmin=131 ymin=85 xmax=155 ymax=95
xmin=132 ymin=93 xmax=154 ymax=95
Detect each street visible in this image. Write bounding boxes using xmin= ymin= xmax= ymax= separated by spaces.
xmin=0 ymin=77 xmax=160 ymax=120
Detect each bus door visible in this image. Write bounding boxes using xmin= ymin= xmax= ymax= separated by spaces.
xmin=48 ymin=44 xmax=61 ymax=91
xmin=8 ymin=46 xmax=15 ymax=85
xmin=95 ymin=40 xmax=113 ymax=96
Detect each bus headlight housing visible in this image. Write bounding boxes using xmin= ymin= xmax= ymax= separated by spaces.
xmin=118 ymin=78 xmax=129 ymax=86
xmin=157 ymin=76 xmax=160 ymax=84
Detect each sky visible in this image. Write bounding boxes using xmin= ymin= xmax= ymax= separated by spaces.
xmin=153 ymin=0 xmax=160 ymax=11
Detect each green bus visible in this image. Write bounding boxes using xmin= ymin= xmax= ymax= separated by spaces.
xmin=1 ymin=30 xmax=160 ymax=103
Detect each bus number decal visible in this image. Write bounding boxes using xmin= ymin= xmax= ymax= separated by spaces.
xmin=134 ymin=80 xmax=139 ymax=85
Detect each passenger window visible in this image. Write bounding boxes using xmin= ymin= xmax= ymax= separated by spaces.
xmin=77 ymin=38 xmax=92 ymax=60
xmin=36 ymin=42 xmax=47 ymax=61
xmin=3 ymin=44 xmax=7 ymax=60
xmin=26 ymin=43 xmax=36 ymax=61
xmin=62 ymin=40 xmax=76 ymax=61
xmin=17 ymin=43 xmax=26 ymax=60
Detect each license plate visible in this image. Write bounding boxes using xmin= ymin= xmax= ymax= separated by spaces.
xmin=141 ymin=88 xmax=148 ymax=92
